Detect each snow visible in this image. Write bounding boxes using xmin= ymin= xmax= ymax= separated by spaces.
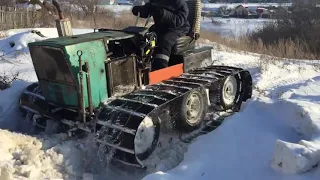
xmin=99 ymin=4 xmax=132 ymax=12
xmin=4 ymin=28 xmax=93 ymax=39
xmin=16 ymin=3 xmax=42 ymax=10
xmin=0 ymin=23 xmax=320 ymax=180
xmin=0 ymin=129 xmax=66 ymax=179
xmin=202 ymin=2 xmax=292 ymax=9
xmin=201 ymin=17 xmax=272 ymax=38
xmin=142 ymin=44 xmax=320 ymax=179
xmin=0 ymin=28 xmax=93 ymax=84
xmin=271 ymin=139 xmax=320 ymax=174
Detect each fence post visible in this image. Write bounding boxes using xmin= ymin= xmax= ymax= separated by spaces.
xmin=14 ymin=7 xmax=17 ymax=29
xmin=0 ymin=6 xmax=3 ymax=24
xmin=0 ymin=6 xmax=3 ymax=30
xmin=26 ymin=8 xmax=29 ymax=27
xmin=3 ymin=6 xmax=8 ymax=26
xmin=7 ymin=6 xmax=13 ymax=29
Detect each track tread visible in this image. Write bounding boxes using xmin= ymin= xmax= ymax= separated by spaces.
xmin=93 ymin=65 xmax=252 ymax=167
xmin=19 ymin=65 xmax=252 ymax=169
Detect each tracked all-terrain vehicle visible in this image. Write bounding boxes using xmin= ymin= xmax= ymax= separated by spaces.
xmin=19 ymin=0 xmax=252 ymax=169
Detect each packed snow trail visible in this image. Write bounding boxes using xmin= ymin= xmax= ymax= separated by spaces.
xmin=0 ymin=29 xmax=320 ymax=180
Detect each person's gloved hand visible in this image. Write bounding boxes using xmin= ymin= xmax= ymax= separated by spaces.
xmin=132 ymin=3 xmax=154 ymax=18
xmin=132 ymin=6 xmax=143 ymax=16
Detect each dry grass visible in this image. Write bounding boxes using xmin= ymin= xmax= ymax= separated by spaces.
xmin=199 ymin=6 xmax=320 ymax=60
xmin=0 ymin=32 xmax=8 ymax=39
xmin=199 ymin=30 xmax=319 ymax=60
xmin=0 ymin=71 xmax=19 ymax=90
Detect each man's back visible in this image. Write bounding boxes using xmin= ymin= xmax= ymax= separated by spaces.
xmin=150 ymin=0 xmax=190 ymax=34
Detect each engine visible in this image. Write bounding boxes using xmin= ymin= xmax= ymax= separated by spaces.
xmin=28 ymin=29 xmax=154 ymax=113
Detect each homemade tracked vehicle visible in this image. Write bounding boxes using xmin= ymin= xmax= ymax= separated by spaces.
xmin=19 ymin=0 xmax=252 ymax=169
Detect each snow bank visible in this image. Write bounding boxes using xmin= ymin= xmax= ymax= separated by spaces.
xmin=143 ymin=46 xmax=320 ymax=179
xmin=209 ymin=45 xmax=320 ymax=175
xmin=0 ymin=31 xmax=46 ymax=57
xmin=270 ymin=75 xmax=320 ymax=174
xmin=0 ymin=81 xmax=30 ymax=131
xmin=0 ymin=128 xmax=110 ymax=179
xmin=142 ymin=98 xmax=302 ymax=180
xmin=0 ymin=130 xmax=65 ymax=179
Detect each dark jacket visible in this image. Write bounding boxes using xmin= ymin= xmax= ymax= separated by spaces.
xmin=132 ymin=0 xmax=190 ymax=34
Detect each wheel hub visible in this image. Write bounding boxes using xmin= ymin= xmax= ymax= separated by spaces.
xmin=222 ymin=76 xmax=238 ymax=105
xmin=134 ymin=116 xmax=155 ymax=156
xmin=186 ymin=92 xmax=202 ymax=124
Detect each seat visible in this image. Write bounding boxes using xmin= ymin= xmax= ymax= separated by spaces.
xmin=171 ymin=0 xmax=202 ymax=55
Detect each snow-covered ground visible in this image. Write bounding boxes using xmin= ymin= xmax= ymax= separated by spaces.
xmin=201 ymin=17 xmax=272 ymax=38
xmin=143 ymin=42 xmax=320 ymax=179
xmin=0 ymin=24 xmax=320 ymax=180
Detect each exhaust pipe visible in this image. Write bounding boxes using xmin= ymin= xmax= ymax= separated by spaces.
xmin=52 ymin=0 xmax=73 ymax=37
xmin=52 ymin=0 xmax=64 ymax=20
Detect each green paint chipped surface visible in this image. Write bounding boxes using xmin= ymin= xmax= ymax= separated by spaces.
xmin=27 ymin=30 xmax=134 ymax=108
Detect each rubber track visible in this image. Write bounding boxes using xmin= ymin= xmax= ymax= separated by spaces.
xmin=19 ymin=65 xmax=252 ymax=169
xmin=94 ymin=65 xmax=252 ymax=168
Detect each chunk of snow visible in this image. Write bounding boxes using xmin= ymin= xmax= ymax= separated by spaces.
xmin=271 ymin=140 xmax=319 ymax=174
xmin=0 ymin=164 xmax=14 ymax=180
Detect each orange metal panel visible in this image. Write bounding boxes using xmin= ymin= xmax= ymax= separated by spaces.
xmin=148 ymin=64 xmax=184 ymax=85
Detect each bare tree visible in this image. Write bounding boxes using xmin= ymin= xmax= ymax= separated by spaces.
xmin=67 ymin=0 xmax=102 ymax=27
xmin=69 ymin=0 xmax=102 ymax=16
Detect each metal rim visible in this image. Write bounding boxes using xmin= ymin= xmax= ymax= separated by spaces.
xmin=185 ymin=91 xmax=203 ymax=124
xmin=222 ymin=76 xmax=238 ymax=106
xmin=134 ymin=116 xmax=155 ymax=156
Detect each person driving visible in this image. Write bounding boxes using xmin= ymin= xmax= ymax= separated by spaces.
xmin=132 ymin=0 xmax=190 ymax=71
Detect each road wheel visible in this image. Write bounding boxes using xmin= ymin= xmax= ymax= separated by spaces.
xmin=177 ymin=88 xmax=208 ymax=132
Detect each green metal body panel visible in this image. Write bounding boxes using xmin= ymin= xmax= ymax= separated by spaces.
xmin=32 ymin=31 xmax=134 ymax=46
xmin=66 ymin=40 xmax=108 ymax=108
xmin=28 ymin=30 xmax=135 ymax=109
